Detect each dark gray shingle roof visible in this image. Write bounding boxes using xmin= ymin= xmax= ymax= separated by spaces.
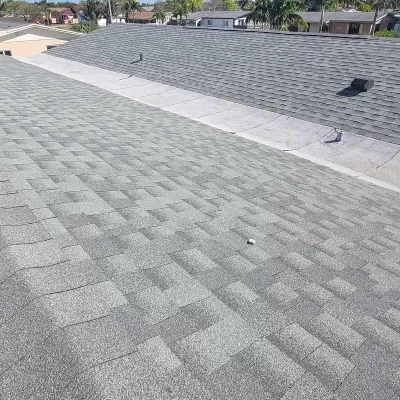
xmin=47 ymin=24 xmax=400 ymax=145
xmin=2 ymin=54 xmax=400 ymax=400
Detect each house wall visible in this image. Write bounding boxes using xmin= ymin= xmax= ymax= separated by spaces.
xmin=200 ymin=18 xmax=234 ymax=28
xmin=330 ymin=22 xmax=349 ymax=34
xmin=362 ymin=23 xmax=372 ymax=34
xmin=0 ymin=38 xmax=66 ymax=58
xmin=133 ymin=19 xmax=156 ymax=24
xmin=378 ymin=15 xmax=396 ymax=30
xmin=308 ymin=22 xmax=320 ymax=33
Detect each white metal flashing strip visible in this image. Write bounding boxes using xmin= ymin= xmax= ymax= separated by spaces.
xmin=22 ymin=53 xmax=400 ymax=193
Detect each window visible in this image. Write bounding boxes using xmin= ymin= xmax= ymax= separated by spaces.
xmin=223 ymin=20 xmax=229 ymax=27
xmin=0 ymin=50 xmax=11 ymax=56
xmin=207 ymin=19 xmax=212 ymax=26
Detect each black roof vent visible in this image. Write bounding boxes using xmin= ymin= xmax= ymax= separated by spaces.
xmin=351 ymin=77 xmax=374 ymax=91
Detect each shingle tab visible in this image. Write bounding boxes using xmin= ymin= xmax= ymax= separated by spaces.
xmin=47 ymin=24 xmax=400 ymax=144
xmin=1 ymin=56 xmax=400 ymax=399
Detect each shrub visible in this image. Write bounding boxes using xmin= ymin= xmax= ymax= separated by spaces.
xmin=374 ymin=29 xmax=398 ymax=38
xmin=70 ymin=22 xmax=98 ymax=33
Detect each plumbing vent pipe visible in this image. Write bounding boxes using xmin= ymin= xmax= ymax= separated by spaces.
xmin=351 ymin=77 xmax=374 ymax=91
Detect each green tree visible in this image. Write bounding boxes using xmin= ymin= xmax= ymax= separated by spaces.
xmin=203 ymin=0 xmax=239 ymax=10
xmin=189 ymin=0 xmax=202 ymax=11
xmin=121 ymin=0 xmax=141 ymax=22
xmin=83 ymin=0 xmax=103 ymax=22
xmin=153 ymin=8 xmax=166 ymax=22
xmin=0 ymin=1 xmax=7 ymax=16
xmin=358 ymin=2 xmax=372 ymax=10
xmin=246 ymin=0 xmax=305 ymax=29
xmin=239 ymin=0 xmax=254 ymax=10
xmin=4 ymin=1 xmax=43 ymax=21
xmin=165 ymin=0 xmax=189 ymax=23
xmin=366 ymin=0 xmax=400 ymax=35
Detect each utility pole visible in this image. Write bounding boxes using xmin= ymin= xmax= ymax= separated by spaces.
xmin=108 ymin=0 xmax=113 ymax=24
xmin=319 ymin=0 xmax=325 ymax=33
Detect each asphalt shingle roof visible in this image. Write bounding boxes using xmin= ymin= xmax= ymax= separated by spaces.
xmin=46 ymin=24 xmax=400 ymax=145
xmin=2 ymin=54 xmax=400 ymax=399
xmin=0 ymin=18 xmax=28 ymax=31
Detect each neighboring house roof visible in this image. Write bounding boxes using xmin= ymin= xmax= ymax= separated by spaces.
xmin=185 ymin=11 xmax=250 ymax=20
xmin=142 ymin=6 xmax=155 ymax=12
xmin=49 ymin=7 xmax=68 ymax=13
xmin=0 ymin=16 xmax=25 ymax=23
xmin=128 ymin=11 xmax=155 ymax=20
xmin=47 ymin=24 xmax=400 ymax=145
xmin=59 ymin=8 xmax=75 ymax=16
xmin=298 ymin=10 xmax=391 ymax=23
xmin=50 ymin=6 xmax=84 ymax=16
xmin=2 ymin=50 xmax=400 ymax=400
xmin=0 ymin=17 xmax=28 ymax=31
xmin=0 ymin=23 xmax=84 ymax=41
xmin=71 ymin=5 xmax=84 ymax=12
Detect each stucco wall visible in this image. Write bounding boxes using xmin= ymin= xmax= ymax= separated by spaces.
xmin=0 ymin=39 xmax=66 ymax=58
xmin=308 ymin=23 xmax=320 ymax=33
xmin=200 ymin=18 xmax=234 ymax=28
xmin=379 ymin=15 xmax=396 ymax=30
xmin=362 ymin=23 xmax=372 ymax=34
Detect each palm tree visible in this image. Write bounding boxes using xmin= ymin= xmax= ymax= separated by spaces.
xmin=246 ymin=0 xmax=268 ymax=27
xmin=165 ymin=0 xmax=190 ymax=24
xmin=122 ymin=0 xmax=141 ymax=23
xmin=246 ymin=0 xmax=306 ymax=30
xmin=366 ymin=0 xmax=400 ymax=35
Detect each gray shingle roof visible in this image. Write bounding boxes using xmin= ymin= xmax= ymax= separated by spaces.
xmin=0 ymin=18 xmax=28 ymax=31
xmin=2 ymin=54 xmax=400 ymax=400
xmin=298 ymin=10 xmax=390 ymax=23
xmin=47 ymin=24 xmax=400 ymax=145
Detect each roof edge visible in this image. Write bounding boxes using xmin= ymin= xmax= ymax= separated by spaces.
xmin=182 ymin=25 xmax=385 ymax=40
xmin=0 ymin=24 xmax=84 ymax=37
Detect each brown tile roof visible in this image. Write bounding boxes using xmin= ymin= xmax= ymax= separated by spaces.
xmin=49 ymin=7 xmax=68 ymax=13
xmin=127 ymin=11 xmax=155 ymax=20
